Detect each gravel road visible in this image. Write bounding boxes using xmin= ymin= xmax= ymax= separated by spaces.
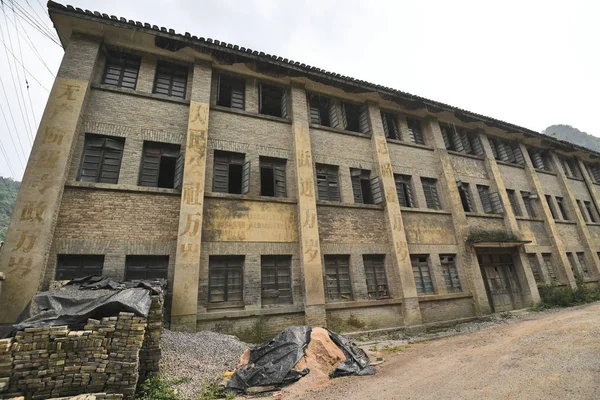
xmin=160 ymin=330 xmax=248 ymax=399
xmin=282 ymin=303 xmax=600 ymax=400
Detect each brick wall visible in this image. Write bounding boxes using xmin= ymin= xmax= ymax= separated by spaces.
xmin=419 ymin=297 xmax=475 ymax=324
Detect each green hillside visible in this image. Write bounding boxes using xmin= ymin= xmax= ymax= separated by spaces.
xmin=543 ymin=124 xmax=600 ymax=153
xmin=0 ymin=177 xmax=20 ymax=241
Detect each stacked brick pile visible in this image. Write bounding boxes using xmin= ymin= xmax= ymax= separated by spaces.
xmin=138 ymin=295 xmax=163 ymax=382
xmin=0 ymin=312 xmax=147 ymax=400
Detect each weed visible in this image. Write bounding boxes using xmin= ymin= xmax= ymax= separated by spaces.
xmin=327 ymin=315 xmax=345 ymax=334
xmin=368 ymin=345 xmax=378 ymax=352
xmin=136 ymin=376 xmax=180 ymax=400
xmin=532 ymin=282 xmax=600 ymax=311
xmin=199 ymin=378 xmax=236 ymax=400
xmin=347 ymin=314 xmax=366 ymax=329
xmin=235 ymin=315 xmax=269 ymax=344
xmin=381 ymin=344 xmax=409 ymax=353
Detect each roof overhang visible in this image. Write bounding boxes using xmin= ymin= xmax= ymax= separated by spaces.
xmin=471 ymin=241 xmax=532 ymax=248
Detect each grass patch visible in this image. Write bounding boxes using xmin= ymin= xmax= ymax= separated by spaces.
xmin=136 ymin=376 xmax=188 ymax=400
xmin=199 ymin=378 xmax=237 ymax=400
xmin=533 ymin=281 xmax=600 ymax=311
xmin=380 ymin=344 xmax=409 ymax=353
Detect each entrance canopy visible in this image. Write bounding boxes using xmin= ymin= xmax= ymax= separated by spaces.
xmin=472 ymin=240 xmax=532 ymax=248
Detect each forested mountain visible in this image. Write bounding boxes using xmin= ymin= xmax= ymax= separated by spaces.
xmin=0 ymin=178 xmax=20 ymax=241
xmin=543 ymin=124 xmax=600 ymax=153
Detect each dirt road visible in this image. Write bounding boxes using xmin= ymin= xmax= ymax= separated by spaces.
xmin=284 ymin=303 xmax=600 ymax=399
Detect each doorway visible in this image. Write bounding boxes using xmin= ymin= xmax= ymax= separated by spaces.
xmin=477 ymin=252 xmax=524 ymax=312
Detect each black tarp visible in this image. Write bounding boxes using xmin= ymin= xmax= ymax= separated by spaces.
xmin=5 ymin=276 xmax=165 ymax=337
xmin=226 ymin=326 xmax=374 ymax=392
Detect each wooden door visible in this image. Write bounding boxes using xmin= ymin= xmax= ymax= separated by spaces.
xmin=478 ymin=253 xmax=523 ymax=312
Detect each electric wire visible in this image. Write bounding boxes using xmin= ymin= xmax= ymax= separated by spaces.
xmin=9 ymin=1 xmax=36 ymax=144
xmin=6 ymin=1 xmax=60 ymax=47
xmin=0 ymin=4 xmax=34 ymax=145
xmin=0 ymin=39 xmax=50 ymax=92
xmin=0 ymin=99 xmax=27 ymax=169
xmin=8 ymin=0 xmax=59 ymax=45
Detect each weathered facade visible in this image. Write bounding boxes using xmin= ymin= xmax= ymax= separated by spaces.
xmin=1 ymin=2 xmax=600 ymax=334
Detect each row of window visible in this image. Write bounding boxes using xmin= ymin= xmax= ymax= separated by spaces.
xmin=103 ymin=48 xmax=600 ymax=176
xmin=56 ymin=254 xmax=168 ymax=281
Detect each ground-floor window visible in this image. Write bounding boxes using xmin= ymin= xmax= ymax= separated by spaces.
xmin=411 ymin=255 xmax=434 ymax=295
xmin=261 ymin=255 xmax=292 ymax=306
xmin=56 ymin=254 xmax=104 ymax=280
xmin=363 ymin=255 xmax=389 ymax=299
xmin=324 ymin=255 xmax=353 ymax=301
xmin=440 ymin=254 xmax=462 ymax=292
xmin=208 ymin=256 xmax=244 ymax=306
xmin=125 ymin=255 xmax=169 ymax=280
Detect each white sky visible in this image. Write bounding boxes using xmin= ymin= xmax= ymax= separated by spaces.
xmin=0 ymin=0 xmax=599 ymax=180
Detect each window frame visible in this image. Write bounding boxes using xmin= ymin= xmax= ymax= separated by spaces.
xmin=521 ymin=191 xmax=537 ymax=218
xmin=77 ymin=133 xmax=125 ymax=184
xmin=363 ymin=254 xmax=389 ymax=299
xmin=125 ymin=255 xmax=169 ymax=281
xmin=152 ymin=60 xmax=188 ymax=99
xmin=101 ymin=49 xmax=141 ymax=89
xmin=212 ymin=150 xmax=249 ymax=194
xmin=440 ymin=254 xmax=462 ymax=292
xmin=506 ymin=189 xmax=522 ymax=216
xmin=259 ymin=156 xmax=287 ymax=198
xmin=208 ymin=255 xmax=244 ymax=306
xmin=258 ymin=82 xmax=288 ymax=118
xmin=381 ymin=111 xmax=400 ymax=140
xmin=324 ymin=255 xmax=353 ymax=302
xmin=316 ymin=164 xmax=341 ymax=202
xmin=421 ymin=178 xmax=441 ymax=210
xmin=138 ymin=141 xmax=182 ymax=188
xmin=406 ymin=117 xmax=425 ymax=145
xmin=458 ymin=183 xmax=473 ymax=212
xmin=56 ymin=254 xmax=104 ymax=281
xmin=555 ymin=196 xmax=569 ymax=220
xmin=395 ymin=174 xmax=414 ymax=208
xmin=261 ymin=255 xmax=293 ymax=306
xmin=411 ymin=254 xmax=434 ymax=295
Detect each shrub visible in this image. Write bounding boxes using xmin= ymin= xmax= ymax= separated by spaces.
xmin=534 ymin=282 xmax=600 ymax=311
xmin=136 ymin=376 xmax=180 ymax=400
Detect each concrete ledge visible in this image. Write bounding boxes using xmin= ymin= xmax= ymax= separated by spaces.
xmin=417 ymin=293 xmax=473 ymax=302
xmin=554 ymin=220 xmax=577 ymax=225
xmin=211 ymin=104 xmax=292 ymax=124
xmin=465 ymin=212 xmax=504 ymax=219
xmin=92 ymin=83 xmax=191 ymax=105
xmin=448 ymin=151 xmax=485 ymax=161
xmin=535 ymin=169 xmax=557 ymax=176
xmin=386 ymin=138 xmax=435 ymax=152
xmin=65 ymin=181 xmax=181 ymax=195
xmin=197 ymin=304 xmax=305 ymax=320
xmin=309 ymin=124 xmax=372 ymax=139
xmin=316 ymin=200 xmax=384 ymax=210
xmin=205 ymin=191 xmax=298 ymax=204
xmin=325 ymin=298 xmax=403 ymax=310
xmin=400 ymin=207 xmax=452 ymax=216
xmin=496 ymin=160 xmax=525 ymax=169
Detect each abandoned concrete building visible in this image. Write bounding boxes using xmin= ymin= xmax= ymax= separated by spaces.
xmin=1 ymin=1 xmax=600 ymax=334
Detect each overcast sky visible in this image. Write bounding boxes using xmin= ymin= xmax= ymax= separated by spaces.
xmin=0 ymin=0 xmax=599 ymax=180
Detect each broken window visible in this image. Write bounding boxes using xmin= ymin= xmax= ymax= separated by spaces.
xmin=528 ymin=147 xmax=552 ymax=171
xmin=584 ymin=201 xmax=598 ymax=223
xmin=381 ymin=111 xmax=400 ymax=140
xmin=488 ymin=137 xmax=524 ymax=165
xmin=260 ymin=157 xmax=286 ymax=197
xmin=542 ymin=253 xmax=556 ymax=280
xmin=521 ymin=192 xmax=537 ymax=218
xmin=440 ymin=124 xmax=484 ymax=156
xmin=506 ymin=189 xmax=521 ymax=216
xmin=556 ymin=196 xmax=569 ymax=220
xmin=477 ymin=185 xmax=504 ymax=214
xmin=363 ymin=255 xmax=389 ymax=299
xmin=577 ymin=200 xmax=589 ymax=222
xmin=316 ymin=164 xmax=340 ymax=202
xmin=212 ymin=150 xmax=250 ymax=194
xmin=585 ymin=163 xmax=600 ymax=183
xmin=411 ymin=255 xmax=433 ymax=295
xmin=545 ymin=195 xmax=558 ymax=220
xmin=78 ymin=134 xmax=125 ymax=184
xmin=576 ymin=252 xmax=589 ymax=278
xmin=457 ymin=182 xmax=473 ymax=212
xmin=421 ymin=178 xmax=441 ymax=210
xmin=102 ymin=48 xmax=140 ymax=89
xmin=153 ymin=61 xmax=187 ymax=98
xmin=341 ymin=102 xmax=369 ymax=134
xmin=559 ymin=156 xmax=581 ymax=179
xmin=261 ymin=255 xmax=292 ymax=306
xmin=308 ymin=93 xmax=337 ymax=127
xmin=566 ymin=252 xmax=578 ymax=275
xmin=139 ymin=142 xmax=182 ymax=189
xmin=217 ymin=74 xmax=245 ymax=109
xmin=440 ymin=254 xmax=461 ymax=292
xmin=56 ymin=254 xmax=104 ymax=281
xmin=351 ymin=169 xmax=381 ymax=205
xmin=125 ymin=255 xmax=169 ymax=280
xmin=407 ymin=118 xmax=425 ymax=145
xmin=259 ymin=83 xmax=288 ymax=118
xmin=208 ymin=255 xmax=244 ymax=305
xmin=395 ymin=174 xmax=414 ymax=208
xmin=324 ymin=255 xmax=353 ymax=301
xmin=527 ymin=254 xmax=542 ymax=283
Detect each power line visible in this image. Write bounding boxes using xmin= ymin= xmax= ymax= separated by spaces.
xmin=0 ymin=39 xmax=50 ymax=92
xmin=0 ymin=139 xmax=18 ymax=179
xmin=9 ymin=0 xmax=57 ymax=40
xmin=0 ymin=99 xmax=27 ymax=169
xmin=6 ymin=1 xmax=61 ymax=47
xmin=9 ymin=1 xmax=35 ymax=144
xmin=0 ymin=5 xmax=34 ymax=145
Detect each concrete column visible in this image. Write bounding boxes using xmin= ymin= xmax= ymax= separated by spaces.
xmin=290 ymin=83 xmax=326 ymax=326
xmin=0 ymin=34 xmax=101 ymax=324
xmin=477 ymin=132 xmax=539 ymax=306
xmin=170 ymin=62 xmax=213 ymax=331
xmin=421 ymin=118 xmax=491 ymax=314
xmin=549 ymin=153 xmax=600 ymax=279
xmin=578 ymin=159 xmax=600 ymax=218
xmin=534 ymin=253 xmax=553 ymax=284
xmin=368 ymin=103 xmax=422 ymax=326
xmin=518 ymin=143 xmax=577 ymax=289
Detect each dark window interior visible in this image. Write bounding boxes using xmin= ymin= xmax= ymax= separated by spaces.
xmin=229 ymin=164 xmax=243 ymax=194
xmin=213 ymin=150 xmax=246 ymax=194
xmin=56 ymin=254 xmax=104 ymax=281
xmin=217 ymin=74 xmax=245 ymax=109
xmin=158 ymin=157 xmax=176 ymax=188
xmin=343 ymin=102 xmax=361 ymax=132
xmin=309 ymin=94 xmax=331 ymax=126
xmin=125 ymin=255 xmax=169 ymax=280
xmin=261 ymin=167 xmax=274 ymax=196
xmin=139 ymin=142 xmax=181 ymax=188
xmin=351 ymin=169 xmax=374 ymax=204
xmin=459 ymin=185 xmax=472 ymax=212
xmin=260 ymin=157 xmax=286 ymax=197
xmin=360 ymin=177 xmax=374 ymax=204
xmin=259 ymin=84 xmax=285 ymax=117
